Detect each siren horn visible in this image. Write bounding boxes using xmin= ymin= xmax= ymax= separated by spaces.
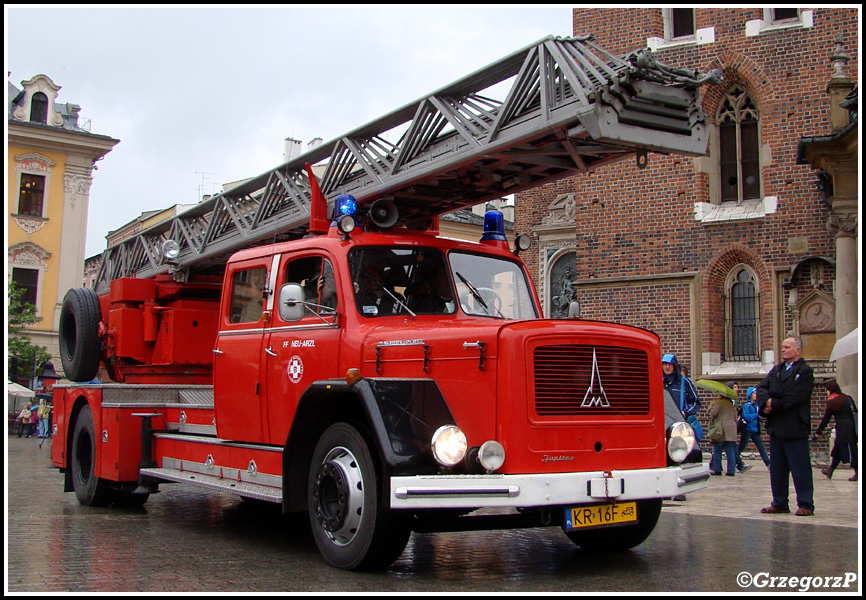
xmin=368 ymin=198 xmax=399 ymax=229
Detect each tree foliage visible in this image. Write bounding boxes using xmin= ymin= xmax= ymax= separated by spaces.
xmin=8 ymin=281 xmax=52 ymax=380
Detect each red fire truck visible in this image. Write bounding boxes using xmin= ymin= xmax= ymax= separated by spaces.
xmin=51 ymin=36 xmax=719 ymax=570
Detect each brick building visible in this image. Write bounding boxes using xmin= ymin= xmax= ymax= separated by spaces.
xmin=515 ymin=8 xmax=859 ymax=454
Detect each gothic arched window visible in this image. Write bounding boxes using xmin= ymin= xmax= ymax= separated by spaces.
xmin=717 ymin=87 xmax=761 ymax=202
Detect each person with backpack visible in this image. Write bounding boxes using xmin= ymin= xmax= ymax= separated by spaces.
xmin=738 ymin=386 xmax=771 ymax=469
xmin=662 ymin=353 xmax=700 ymax=426
xmin=727 ymin=381 xmax=752 ymax=473
xmin=708 ymin=391 xmax=739 ymax=476
xmin=662 ymin=354 xmax=701 ymax=500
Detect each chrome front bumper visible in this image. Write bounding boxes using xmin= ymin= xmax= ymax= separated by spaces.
xmin=390 ymin=462 xmax=709 ymax=509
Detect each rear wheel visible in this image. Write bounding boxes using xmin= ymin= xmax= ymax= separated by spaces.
xmin=59 ymin=288 xmax=102 ymax=382
xmin=71 ymin=405 xmax=112 ymax=506
xmin=564 ymin=499 xmax=662 ymax=551
xmin=308 ymin=422 xmax=410 ymax=570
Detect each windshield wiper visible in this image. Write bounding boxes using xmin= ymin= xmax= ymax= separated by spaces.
xmin=456 ymin=271 xmax=503 ymax=318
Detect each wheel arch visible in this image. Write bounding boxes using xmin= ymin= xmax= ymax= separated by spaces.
xmin=281 ymin=377 xmax=454 ymax=513
xmin=63 ymin=394 xmax=98 ymax=492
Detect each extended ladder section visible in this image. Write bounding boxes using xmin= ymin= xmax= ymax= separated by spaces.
xmin=94 ymin=35 xmax=721 ymax=292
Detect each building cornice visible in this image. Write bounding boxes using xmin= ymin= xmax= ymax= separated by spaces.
xmin=7 ymin=120 xmax=119 ymax=161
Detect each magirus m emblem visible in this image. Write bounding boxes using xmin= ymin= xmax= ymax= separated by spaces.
xmin=581 ymin=348 xmax=610 ymax=408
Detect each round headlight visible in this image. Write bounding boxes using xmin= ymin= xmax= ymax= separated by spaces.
xmin=667 ymin=421 xmax=696 ymax=464
xmin=336 ymin=214 xmax=356 ymax=235
xmin=431 ymin=425 xmax=467 ymax=467
xmin=515 ymin=233 xmax=531 ymax=251
xmin=162 ymin=239 xmax=181 ymax=261
xmin=478 ymin=440 xmax=505 ymax=471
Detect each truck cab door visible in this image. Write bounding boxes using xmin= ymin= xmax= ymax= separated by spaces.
xmin=213 ymin=258 xmax=272 ymax=443
xmin=264 ymin=253 xmax=342 ymax=446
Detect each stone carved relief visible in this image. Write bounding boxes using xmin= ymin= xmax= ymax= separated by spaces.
xmin=549 ymin=253 xmax=578 ymax=318
xmin=799 ymin=292 xmax=835 ymax=333
xmin=9 ymin=242 xmax=50 ymax=267
xmin=826 ymin=213 xmax=858 ymax=238
xmin=15 ymin=153 xmax=56 ymax=173
xmin=540 ymin=194 xmax=577 ymax=227
xmin=64 ymin=173 xmax=93 ymax=195
xmin=64 ymin=172 xmax=93 ymax=209
xmin=13 ymin=218 xmax=47 ymax=238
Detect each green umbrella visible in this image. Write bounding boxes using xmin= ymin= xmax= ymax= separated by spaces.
xmin=694 ymin=378 xmax=738 ymax=400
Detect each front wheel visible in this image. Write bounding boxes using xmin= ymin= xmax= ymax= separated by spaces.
xmin=564 ymin=499 xmax=662 ymax=552
xmin=308 ymin=423 xmax=410 ymax=570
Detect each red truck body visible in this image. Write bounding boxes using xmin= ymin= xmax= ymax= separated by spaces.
xmin=51 ymin=221 xmax=707 ymax=570
xmin=48 ymin=34 xmax=721 ymax=570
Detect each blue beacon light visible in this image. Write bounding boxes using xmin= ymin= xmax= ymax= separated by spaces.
xmin=480 ymin=210 xmax=507 ymax=242
xmin=331 ymin=194 xmax=358 ymax=238
xmin=333 ymin=194 xmax=357 ymax=221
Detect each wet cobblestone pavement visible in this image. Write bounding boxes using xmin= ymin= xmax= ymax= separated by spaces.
xmin=6 ymin=436 xmax=860 ymax=593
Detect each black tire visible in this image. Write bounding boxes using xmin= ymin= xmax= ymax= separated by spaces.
xmin=59 ymin=288 xmax=102 ymax=382
xmin=308 ymin=423 xmax=410 ymax=570
xmin=71 ymin=405 xmax=112 ymax=506
xmin=564 ymin=499 xmax=662 ymax=552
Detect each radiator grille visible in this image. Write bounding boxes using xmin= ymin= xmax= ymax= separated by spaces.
xmin=533 ymin=345 xmax=651 ymax=416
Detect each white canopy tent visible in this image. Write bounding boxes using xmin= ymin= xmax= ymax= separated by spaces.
xmin=7 ymin=381 xmax=35 ymax=414
xmin=830 ymin=327 xmax=859 ymax=362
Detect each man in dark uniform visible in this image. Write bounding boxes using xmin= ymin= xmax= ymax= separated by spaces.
xmin=756 ymin=336 xmax=815 ymax=516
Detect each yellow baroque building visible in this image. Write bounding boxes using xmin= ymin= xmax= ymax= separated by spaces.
xmin=8 ymin=74 xmax=118 ymax=368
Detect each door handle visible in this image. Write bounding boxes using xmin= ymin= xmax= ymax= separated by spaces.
xmin=264 ymin=347 xmax=278 ymax=357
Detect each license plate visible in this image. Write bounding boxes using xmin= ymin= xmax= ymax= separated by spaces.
xmin=564 ymin=501 xmax=638 ymax=531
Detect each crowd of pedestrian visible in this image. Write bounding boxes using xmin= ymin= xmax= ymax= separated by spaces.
xmin=12 ymin=382 xmax=54 ymax=446
xmin=663 ymin=336 xmax=858 ymax=516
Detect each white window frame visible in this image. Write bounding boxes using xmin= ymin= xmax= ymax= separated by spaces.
xmin=746 ymin=9 xmax=813 ymax=37
xmin=13 ymin=153 xmax=56 ymax=220
xmin=648 ymin=8 xmax=715 ymax=51
xmin=665 ymin=7 xmax=695 ymax=41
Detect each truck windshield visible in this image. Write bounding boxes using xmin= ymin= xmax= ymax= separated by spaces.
xmin=348 ymin=247 xmax=456 ymax=317
xmin=348 ymin=247 xmax=537 ymax=320
xmin=449 ymin=251 xmax=538 ymax=320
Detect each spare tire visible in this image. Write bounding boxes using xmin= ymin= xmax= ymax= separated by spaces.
xmin=59 ymin=288 xmax=102 ymax=382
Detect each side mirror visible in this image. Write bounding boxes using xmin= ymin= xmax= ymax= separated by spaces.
xmin=278 ymin=284 xmax=306 ymax=322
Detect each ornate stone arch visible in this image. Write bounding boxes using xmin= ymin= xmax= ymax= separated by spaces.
xmin=545 ymin=247 xmax=577 ymax=318
xmin=8 ymin=241 xmax=51 ymax=317
xmin=534 ymin=193 xmax=577 ymax=316
xmin=703 ymin=244 xmax=772 ymax=371
xmin=695 ymin=54 xmax=775 ymax=211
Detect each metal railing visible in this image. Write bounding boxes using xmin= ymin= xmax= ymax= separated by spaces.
xmin=93 ymin=35 xmax=720 ymax=293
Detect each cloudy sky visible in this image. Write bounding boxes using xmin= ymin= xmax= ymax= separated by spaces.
xmin=7 ymin=5 xmax=574 ymax=257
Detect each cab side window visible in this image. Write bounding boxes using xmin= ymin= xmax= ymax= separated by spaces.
xmin=230 ymin=267 xmax=267 ymax=323
xmin=285 ymin=256 xmax=337 ymax=315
